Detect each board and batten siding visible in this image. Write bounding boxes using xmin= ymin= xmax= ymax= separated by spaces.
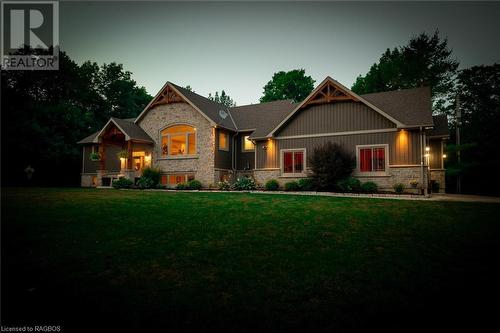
xmin=428 ymin=139 xmax=443 ymax=169
xmin=275 ymin=102 xmax=396 ymax=137
xmin=236 ymin=132 xmax=255 ymax=170
xmin=256 ymin=130 xmax=422 ymax=169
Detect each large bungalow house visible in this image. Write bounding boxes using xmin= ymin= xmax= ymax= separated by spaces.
xmin=78 ymin=77 xmax=449 ymax=193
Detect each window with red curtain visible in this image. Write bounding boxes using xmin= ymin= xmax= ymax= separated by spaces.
xmin=284 ymin=152 xmax=293 ymax=173
xmin=360 ymin=148 xmax=372 ymax=172
xmin=359 ymin=146 xmax=385 ymax=172
xmin=294 ymin=152 xmax=304 ymax=173
xmin=373 ymin=148 xmax=385 ymax=171
xmin=283 ymin=150 xmax=305 ymax=174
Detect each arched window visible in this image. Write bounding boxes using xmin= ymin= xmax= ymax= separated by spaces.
xmin=161 ymin=125 xmax=196 ymax=156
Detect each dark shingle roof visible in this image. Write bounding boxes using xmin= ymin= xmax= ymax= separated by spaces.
xmin=229 ymin=100 xmax=298 ymax=138
xmin=77 ymin=131 xmax=99 ymax=144
xmin=428 ymin=114 xmax=449 ymax=137
xmin=360 ymin=87 xmax=433 ymax=127
xmin=78 ymin=118 xmax=153 ymax=144
xmin=111 ymin=117 xmax=154 ymax=142
xmin=170 ymin=83 xmax=237 ymax=131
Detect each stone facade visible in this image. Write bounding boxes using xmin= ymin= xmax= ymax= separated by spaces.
xmin=137 ymin=103 xmax=216 ymax=187
xmin=81 ymin=173 xmax=96 ymax=187
xmin=356 ymin=166 xmax=427 ymax=194
xmin=430 ymin=169 xmax=446 ymax=193
xmin=252 ymin=166 xmax=428 ymax=193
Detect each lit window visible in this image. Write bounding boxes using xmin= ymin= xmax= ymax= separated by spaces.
xmin=219 ymin=131 xmax=229 ymax=151
xmin=160 ymin=125 xmax=196 ymax=157
xmin=282 ymin=150 xmax=305 ymax=175
xmin=160 ymin=174 xmax=196 ymax=186
xmin=359 ymin=146 xmax=386 ymax=172
xmin=242 ymin=135 xmax=254 ymax=151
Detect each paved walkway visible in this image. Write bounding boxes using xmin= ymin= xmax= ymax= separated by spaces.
xmin=428 ymin=193 xmax=500 ymax=203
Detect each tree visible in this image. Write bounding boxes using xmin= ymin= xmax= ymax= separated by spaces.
xmin=445 ymin=64 xmax=500 ymax=195
xmin=1 ymin=49 xmax=152 ymax=186
xmin=208 ymin=90 xmax=236 ymax=107
xmin=260 ymin=69 xmax=315 ymax=103
xmin=351 ymin=31 xmax=459 ymax=113
xmin=308 ymin=142 xmax=355 ymax=191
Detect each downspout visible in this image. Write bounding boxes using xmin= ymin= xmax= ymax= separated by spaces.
xmin=420 ymin=126 xmax=427 ymax=195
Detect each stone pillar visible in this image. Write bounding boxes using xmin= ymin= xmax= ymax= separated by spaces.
xmin=96 ymin=169 xmax=106 ymax=187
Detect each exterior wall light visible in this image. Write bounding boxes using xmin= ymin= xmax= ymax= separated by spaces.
xmin=425 ymin=146 xmax=430 ymax=152
xmin=443 ymin=154 xmax=447 ymax=159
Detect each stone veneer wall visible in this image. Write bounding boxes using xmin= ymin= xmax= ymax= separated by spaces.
xmin=137 ymin=103 xmax=216 ymax=187
xmin=253 ymin=166 xmax=428 ymax=193
xmin=429 ymin=170 xmax=446 ymax=193
xmin=81 ymin=173 xmax=96 ymax=187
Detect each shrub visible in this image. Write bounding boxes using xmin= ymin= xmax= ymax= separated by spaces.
xmin=409 ymin=180 xmax=419 ymax=188
xmin=336 ymin=177 xmax=361 ymax=193
xmin=137 ymin=177 xmax=156 ymax=189
xmin=176 ymin=182 xmax=188 ymax=190
xmin=112 ymin=177 xmax=133 ymax=189
xmin=233 ymin=177 xmax=256 ymax=191
xmin=265 ymin=179 xmax=280 ymax=191
xmin=188 ymin=180 xmax=202 ymax=190
xmin=309 ymin=142 xmax=355 ymax=191
xmin=218 ymin=180 xmax=231 ymax=191
xmin=393 ymin=183 xmax=405 ymax=194
xmin=142 ymin=167 xmax=161 ymax=185
xmin=284 ymin=181 xmax=300 ymax=191
xmin=298 ymin=178 xmax=315 ymax=191
xmin=361 ymin=181 xmax=378 ymax=193
xmin=431 ymin=181 xmax=440 ymax=193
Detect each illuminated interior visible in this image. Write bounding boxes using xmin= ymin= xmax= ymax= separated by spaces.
xmin=161 ymin=125 xmax=196 ymax=156
xmin=243 ymin=135 xmax=254 ymax=151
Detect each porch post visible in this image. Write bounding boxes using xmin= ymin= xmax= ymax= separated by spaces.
xmin=97 ymin=144 xmax=106 ymax=186
xmin=127 ymin=140 xmax=133 ymax=170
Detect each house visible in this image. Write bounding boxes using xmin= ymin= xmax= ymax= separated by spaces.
xmin=78 ymin=77 xmax=449 ymax=193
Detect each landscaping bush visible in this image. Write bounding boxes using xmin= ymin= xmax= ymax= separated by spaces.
xmin=112 ymin=177 xmax=133 ymax=189
xmin=265 ymin=179 xmax=280 ymax=191
xmin=218 ymin=180 xmax=231 ymax=191
xmin=431 ymin=181 xmax=440 ymax=193
xmin=298 ymin=178 xmax=315 ymax=191
xmin=361 ymin=181 xmax=378 ymax=193
xmin=142 ymin=167 xmax=161 ymax=185
xmin=137 ymin=177 xmax=156 ymax=189
xmin=336 ymin=177 xmax=361 ymax=193
xmin=188 ymin=180 xmax=202 ymax=190
xmin=393 ymin=183 xmax=405 ymax=194
xmin=309 ymin=142 xmax=355 ymax=191
xmin=176 ymin=182 xmax=188 ymax=190
xmin=233 ymin=177 xmax=256 ymax=191
xmin=284 ymin=181 xmax=300 ymax=191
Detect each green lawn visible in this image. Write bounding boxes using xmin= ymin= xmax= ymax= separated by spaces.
xmin=2 ymin=188 xmax=500 ymax=332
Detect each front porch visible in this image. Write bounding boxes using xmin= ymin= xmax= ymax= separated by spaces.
xmin=80 ymin=118 xmax=154 ymax=187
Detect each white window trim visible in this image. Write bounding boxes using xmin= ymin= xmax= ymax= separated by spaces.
xmin=159 ymin=124 xmax=197 ymax=157
xmin=219 ymin=131 xmax=229 ymax=151
xmin=355 ymin=144 xmax=389 ymax=176
xmin=280 ymin=148 xmax=307 ymax=177
xmin=241 ymin=135 xmax=255 ymax=152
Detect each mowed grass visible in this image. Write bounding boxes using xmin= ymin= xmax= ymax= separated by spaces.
xmin=2 ymin=188 xmax=500 ymax=332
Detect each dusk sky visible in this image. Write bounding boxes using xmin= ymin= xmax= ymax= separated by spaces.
xmin=60 ymin=2 xmax=500 ymax=105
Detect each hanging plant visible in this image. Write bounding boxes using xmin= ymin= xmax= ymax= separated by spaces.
xmin=117 ymin=150 xmax=129 ymax=159
xmin=89 ymin=152 xmax=101 ymax=161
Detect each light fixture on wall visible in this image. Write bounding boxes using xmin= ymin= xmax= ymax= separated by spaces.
xmin=425 ymin=146 xmax=430 ymax=152
xmin=442 ymin=154 xmax=447 ymax=159
xmin=262 ymin=145 xmax=268 ymax=151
